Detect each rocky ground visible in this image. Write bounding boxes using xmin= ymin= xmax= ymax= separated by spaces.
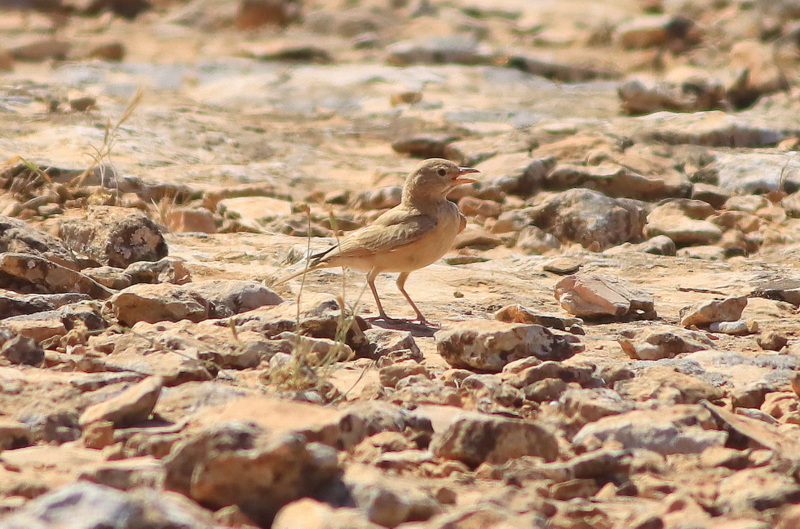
xmin=2 ymin=0 xmax=800 ymax=528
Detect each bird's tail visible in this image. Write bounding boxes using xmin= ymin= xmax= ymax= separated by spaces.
xmin=273 ymin=262 xmax=321 ymax=286
xmin=273 ymin=245 xmax=336 ymax=286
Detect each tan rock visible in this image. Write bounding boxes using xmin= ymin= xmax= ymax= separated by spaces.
xmin=457 ymin=196 xmax=501 ymax=218
xmin=385 ymin=36 xmax=493 ymax=66
xmin=0 ymin=417 xmax=33 ymax=450
xmin=109 ymin=283 xmax=210 ymax=326
xmin=80 ymin=266 xmax=132 ymax=290
xmin=1 ymin=316 xmax=65 ymax=344
xmin=618 ymin=326 xmax=714 ymax=360
xmin=680 ymin=296 xmax=748 ymax=328
xmin=163 ymin=422 xmax=340 ymax=527
xmin=79 ymin=456 xmax=164 ymax=490
xmin=554 ymin=273 xmax=656 ymax=319
xmin=506 ymin=54 xmax=620 ymax=83
xmin=717 ymin=468 xmax=800 ymax=516
xmin=616 ymin=15 xmax=694 ymax=49
xmin=0 ymin=48 xmax=14 ymax=71
xmin=646 ymin=203 xmax=722 ymax=246
xmin=391 ymin=133 xmax=459 ymax=159
xmin=79 ymin=376 xmax=163 ymax=428
xmin=347 ymin=469 xmax=441 ymax=526
xmin=184 ymin=279 xmax=283 ymax=318
xmin=727 ymin=40 xmax=789 ymax=109
xmin=528 ymin=188 xmax=647 ymax=249
xmin=235 ymin=0 xmax=301 ymax=29
xmin=494 ymin=304 xmax=582 ymax=332
xmin=82 ymin=421 xmax=115 ymax=450
xmin=573 ymin=406 xmax=726 ymax=455
xmin=431 ymin=412 xmax=559 ymax=466
xmin=58 ymin=206 xmax=168 ymax=268
xmin=273 ymin=498 xmax=382 ymax=529
xmin=87 ymin=42 xmax=125 ymax=61
xmin=378 ymin=360 xmax=428 ymax=388
xmin=10 ymin=39 xmax=70 ymax=61
xmin=350 ymin=186 xmax=402 ymax=211
xmin=0 ymin=253 xmax=112 ymax=299
xmin=233 ymin=293 xmax=369 ymax=354
xmin=616 ymin=366 xmax=725 ymax=404
xmin=560 ymin=388 xmax=636 ymax=424
xmin=364 ymin=328 xmax=420 ymax=359
xmin=515 ymin=225 xmax=561 ymax=254
xmin=166 ymin=207 xmax=216 ymax=234
xmin=453 ymin=227 xmax=504 ymax=250
xmin=618 ymin=77 xmax=725 ymax=115
xmin=435 ymin=320 xmax=583 ymax=372
xmin=546 ymin=163 xmax=689 ymax=201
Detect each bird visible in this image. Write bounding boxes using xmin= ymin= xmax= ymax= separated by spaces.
xmin=276 ymin=158 xmax=480 ymax=326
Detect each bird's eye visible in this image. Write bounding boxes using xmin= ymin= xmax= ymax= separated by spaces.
xmin=438 ymin=168 xmax=446 ymax=176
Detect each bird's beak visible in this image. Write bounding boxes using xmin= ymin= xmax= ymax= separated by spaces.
xmin=453 ymin=167 xmax=480 ymax=185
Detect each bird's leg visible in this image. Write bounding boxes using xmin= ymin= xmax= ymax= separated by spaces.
xmin=396 ymin=272 xmax=438 ymax=327
xmin=366 ymin=269 xmax=395 ymax=322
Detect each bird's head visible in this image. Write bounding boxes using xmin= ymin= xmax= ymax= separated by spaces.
xmin=403 ymin=158 xmax=480 ymax=202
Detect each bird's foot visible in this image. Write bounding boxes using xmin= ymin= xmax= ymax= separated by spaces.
xmin=365 ymin=314 xmax=404 ymax=324
xmin=365 ymin=314 xmax=438 ymax=328
xmin=412 ymin=317 xmax=440 ymax=328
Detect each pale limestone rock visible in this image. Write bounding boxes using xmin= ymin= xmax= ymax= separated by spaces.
xmin=616 ymin=14 xmax=694 ymax=49
xmin=0 ymin=482 xmax=216 ymax=529
xmin=717 ymin=468 xmax=800 ymax=516
xmin=646 ymin=202 xmax=722 ymax=246
xmin=1 ymin=313 xmax=65 ymax=344
xmin=618 ymin=326 xmax=714 ymax=360
xmin=435 ymin=320 xmax=583 ymax=372
xmin=109 ymin=283 xmax=210 ymax=326
xmin=58 ymin=206 xmax=168 ymax=268
xmin=78 ymin=456 xmax=165 ymax=491
xmin=364 ymin=328 xmax=420 ymax=359
xmin=273 ymin=499 xmax=382 ymax=529
xmin=348 ymin=471 xmax=441 ymax=527
xmin=616 ymin=366 xmax=725 ymax=404
xmin=0 ymin=253 xmax=113 ymax=299
xmin=378 ymin=360 xmax=428 ymax=388
xmin=545 ymin=163 xmax=688 ymax=201
xmin=163 ymin=422 xmax=340 ymax=527
xmin=431 ymin=412 xmax=559 ymax=466
xmin=680 ymin=296 xmax=748 ymax=327
xmin=79 ymin=376 xmax=163 ymax=428
xmin=528 ymin=188 xmax=646 ymax=250
xmin=0 ymin=417 xmax=33 ymax=450
xmin=554 ymin=273 xmax=655 ymax=319
xmin=559 ymin=388 xmax=636 ymax=424
xmin=0 ymin=215 xmax=77 ymax=268
xmin=183 ymin=279 xmax=282 ymax=318
xmin=573 ymin=406 xmax=726 ymax=455
xmin=495 ymin=303 xmax=583 ymax=332
xmin=618 ymin=77 xmax=725 ymax=114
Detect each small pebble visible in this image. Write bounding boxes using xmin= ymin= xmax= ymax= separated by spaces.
xmin=709 ymin=319 xmax=758 ymax=335
xmin=543 ymin=257 xmax=582 ymax=275
xmin=756 ymin=331 xmax=788 ymax=351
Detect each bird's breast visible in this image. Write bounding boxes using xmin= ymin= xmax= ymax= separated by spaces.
xmin=375 ymin=201 xmax=461 ymax=273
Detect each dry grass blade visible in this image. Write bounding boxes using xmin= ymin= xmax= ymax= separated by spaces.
xmin=266 ymin=203 xmax=368 ymax=399
xmin=71 ymin=87 xmax=145 ymax=190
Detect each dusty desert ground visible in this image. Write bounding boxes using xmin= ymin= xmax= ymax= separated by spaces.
xmin=2 ymin=0 xmax=800 ymax=528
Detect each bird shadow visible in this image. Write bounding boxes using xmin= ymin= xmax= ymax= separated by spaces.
xmin=367 ymin=318 xmax=438 ymax=338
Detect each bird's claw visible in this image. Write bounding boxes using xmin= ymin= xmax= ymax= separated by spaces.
xmin=366 ymin=314 xmax=439 ymax=328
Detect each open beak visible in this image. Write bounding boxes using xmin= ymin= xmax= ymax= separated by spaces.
xmin=452 ymin=167 xmax=480 ymax=185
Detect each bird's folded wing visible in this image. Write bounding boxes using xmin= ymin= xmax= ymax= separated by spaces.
xmin=332 ymin=212 xmax=438 ymax=259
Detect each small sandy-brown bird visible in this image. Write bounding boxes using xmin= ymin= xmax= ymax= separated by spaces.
xmin=277 ymin=158 xmax=480 ymax=326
